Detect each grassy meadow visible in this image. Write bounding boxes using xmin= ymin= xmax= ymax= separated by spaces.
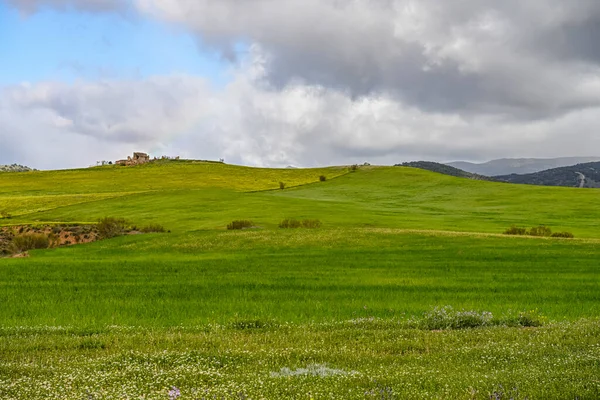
xmin=1 ymin=162 xmax=600 ymax=399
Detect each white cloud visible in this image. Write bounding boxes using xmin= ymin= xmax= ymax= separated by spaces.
xmin=3 ymin=48 xmax=600 ymax=170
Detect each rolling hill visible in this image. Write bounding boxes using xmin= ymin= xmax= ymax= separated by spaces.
xmin=2 ymin=161 xmax=600 ymax=399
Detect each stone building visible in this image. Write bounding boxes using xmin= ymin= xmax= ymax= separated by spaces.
xmin=116 ymin=152 xmax=151 ymax=166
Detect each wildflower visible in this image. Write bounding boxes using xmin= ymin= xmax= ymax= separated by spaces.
xmin=168 ymin=386 xmax=181 ymax=400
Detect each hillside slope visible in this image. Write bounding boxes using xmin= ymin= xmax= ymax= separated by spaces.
xmin=448 ymin=157 xmax=600 ymax=176
xmin=495 ymin=162 xmax=600 ymax=188
xmin=2 ymin=163 xmax=597 ymax=236
xmin=397 ymin=161 xmax=490 ymax=180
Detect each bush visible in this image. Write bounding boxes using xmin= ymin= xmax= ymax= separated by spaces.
xmin=414 ymin=306 xmax=494 ymax=330
xmin=504 ymin=226 xmax=527 ymax=235
xmin=301 ymin=219 xmax=322 ymax=228
xmin=349 ymin=164 xmax=359 ymax=172
xmin=227 ymin=220 xmax=254 ymax=230
xmin=0 ymin=210 xmax=11 ymax=219
xmin=141 ymin=224 xmax=166 ymax=233
xmin=279 ymin=182 xmax=286 ymax=190
xmin=551 ymin=231 xmax=575 ymax=239
xmin=279 ymin=219 xmax=322 ymax=229
xmin=279 ymin=218 xmax=301 ymax=229
xmin=319 ymin=175 xmax=327 ymax=182
xmin=97 ymin=217 xmax=128 ymax=239
xmin=12 ymin=233 xmax=50 ymax=253
xmin=518 ymin=309 xmax=547 ymax=327
xmin=528 ymin=225 xmax=552 ymax=237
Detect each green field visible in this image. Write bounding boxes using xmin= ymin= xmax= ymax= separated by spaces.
xmin=1 ymin=162 xmax=600 ymax=399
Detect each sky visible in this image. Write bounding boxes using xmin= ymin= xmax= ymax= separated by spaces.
xmin=1 ymin=1 xmax=600 ymax=170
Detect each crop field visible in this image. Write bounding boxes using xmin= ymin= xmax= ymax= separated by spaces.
xmin=1 ymin=162 xmax=600 ymax=399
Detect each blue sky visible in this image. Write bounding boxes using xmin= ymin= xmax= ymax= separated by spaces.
xmin=0 ymin=2 xmax=230 ymax=86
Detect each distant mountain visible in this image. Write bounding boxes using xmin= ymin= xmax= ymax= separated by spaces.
xmin=397 ymin=161 xmax=490 ymax=180
xmin=447 ymin=157 xmax=600 ymax=176
xmin=0 ymin=164 xmax=34 ymax=173
xmin=495 ymin=162 xmax=600 ymax=188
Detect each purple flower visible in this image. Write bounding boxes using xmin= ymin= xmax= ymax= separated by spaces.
xmin=168 ymin=386 xmax=181 ymax=400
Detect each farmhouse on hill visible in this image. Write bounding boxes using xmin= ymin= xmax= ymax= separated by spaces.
xmin=116 ymin=152 xmax=150 ymax=166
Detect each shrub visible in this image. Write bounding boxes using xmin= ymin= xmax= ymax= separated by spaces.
xmin=349 ymin=164 xmax=359 ymax=172
xmin=141 ymin=224 xmax=166 ymax=233
xmin=319 ymin=175 xmax=327 ymax=182
xmin=97 ymin=217 xmax=128 ymax=239
xmin=301 ymin=219 xmax=322 ymax=228
xmin=12 ymin=233 xmax=50 ymax=253
xmin=279 ymin=218 xmax=302 ymax=229
xmin=518 ymin=309 xmax=547 ymax=327
xmin=528 ymin=225 xmax=552 ymax=237
xmin=551 ymin=231 xmax=575 ymax=239
xmin=227 ymin=220 xmax=254 ymax=230
xmin=0 ymin=210 xmax=11 ymax=219
xmin=279 ymin=182 xmax=286 ymax=190
xmin=414 ymin=306 xmax=494 ymax=330
xmin=504 ymin=226 xmax=527 ymax=235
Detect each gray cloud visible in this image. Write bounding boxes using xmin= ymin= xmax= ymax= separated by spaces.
xmin=136 ymin=0 xmax=600 ymax=119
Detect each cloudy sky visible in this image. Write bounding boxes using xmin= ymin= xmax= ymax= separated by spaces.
xmin=1 ymin=1 xmax=599 ymax=169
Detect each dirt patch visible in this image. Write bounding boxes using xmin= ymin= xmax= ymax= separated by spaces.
xmin=0 ymin=224 xmax=100 ymax=256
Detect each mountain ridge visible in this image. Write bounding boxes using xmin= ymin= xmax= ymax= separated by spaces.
xmin=447 ymin=157 xmax=600 ymax=176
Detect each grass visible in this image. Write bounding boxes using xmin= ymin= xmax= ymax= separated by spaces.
xmin=1 ymin=162 xmax=600 ymax=398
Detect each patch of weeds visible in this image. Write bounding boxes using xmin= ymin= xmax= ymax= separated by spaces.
xmin=551 ymin=231 xmax=574 ymax=238
xmin=227 ymin=220 xmax=254 ymax=230
xmin=279 ymin=181 xmax=286 ymax=190
xmin=517 ymin=309 xmax=547 ymax=327
xmin=504 ymin=226 xmax=527 ymax=235
xmin=319 ymin=175 xmax=327 ymax=182
xmin=528 ymin=225 xmax=552 ymax=237
xmin=270 ymin=364 xmax=358 ymax=378
xmin=141 ymin=224 xmax=166 ymax=233
xmin=349 ymin=164 xmax=359 ymax=172
xmin=279 ymin=219 xmax=322 ymax=229
xmin=230 ymin=320 xmax=271 ymax=330
xmin=412 ymin=306 xmax=494 ymax=330
xmin=0 ymin=210 xmax=11 ymax=219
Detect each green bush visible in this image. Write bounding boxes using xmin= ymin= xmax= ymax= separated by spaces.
xmin=414 ymin=306 xmax=494 ymax=330
xmin=279 ymin=218 xmax=301 ymax=229
xmin=551 ymin=231 xmax=575 ymax=239
xmin=301 ymin=219 xmax=322 ymax=228
xmin=97 ymin=217 xmax=128 ymax=239
xmin=518 ymin=309 xmax=547 ymax=327
xmin=319 ymin=175 xmax=327 ymax=182
xmin=141 ymin=224 xmax=166 ymax=233
xmin=12 ymin=233 xmax=50 ymax=253
xmin=279 ymin=182 xmax=286 ymax=190
xmin=227 ymin=220 xmax=254 ymax=230
xmin=504 ymin=226 xmax=527 ymax=235
xmin=0 ymin=210 xmax=11 ymax=219
xmin=349 ymin=164 xmax=359 ymax=172
xmin=528 ymin=225 xmax=552 ymax=237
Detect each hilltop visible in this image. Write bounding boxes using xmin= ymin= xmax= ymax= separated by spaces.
xmin=397 ymin=161 xmax=490 ymax=180
xmin=447 ymin=156 xmax=600 ymax=176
